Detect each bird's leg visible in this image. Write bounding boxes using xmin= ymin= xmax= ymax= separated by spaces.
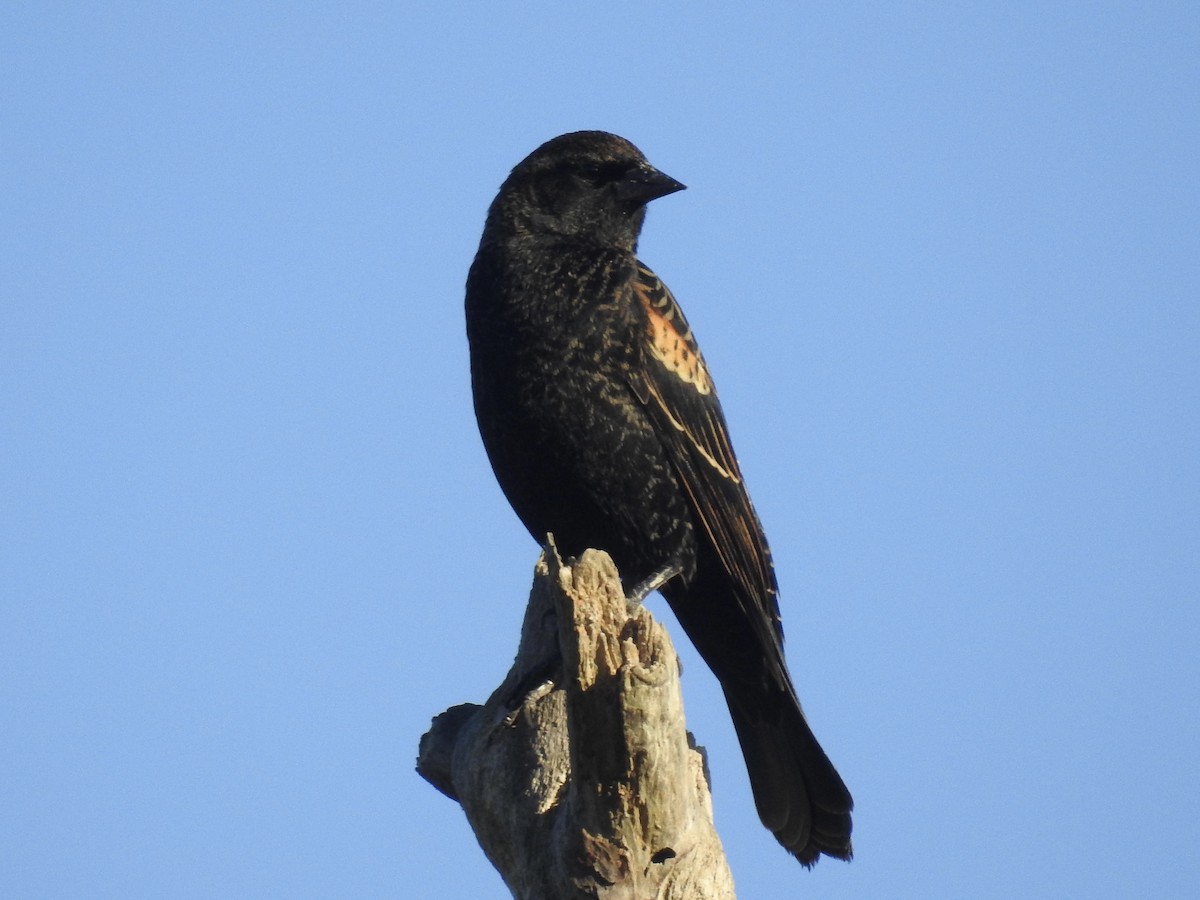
xmin=625 ymin=558 xmax=685 ymax=608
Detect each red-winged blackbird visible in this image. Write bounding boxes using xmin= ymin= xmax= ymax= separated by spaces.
xmin=465 ymin=131 xmax=852 ymax=866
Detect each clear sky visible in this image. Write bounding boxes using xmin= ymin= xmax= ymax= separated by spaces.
xmin=3 ymin=3 xmax=1197 ymax=898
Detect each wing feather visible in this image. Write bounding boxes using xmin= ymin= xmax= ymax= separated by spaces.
xmin=629 ymin=261 xmax=784 ymax=643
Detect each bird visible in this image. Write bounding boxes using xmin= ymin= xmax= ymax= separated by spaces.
xmin=464 ymin=130 xmax=852 ymax=866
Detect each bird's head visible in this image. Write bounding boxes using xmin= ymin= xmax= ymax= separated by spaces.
xmin=487 ymin=131 xmax=685 ymax=250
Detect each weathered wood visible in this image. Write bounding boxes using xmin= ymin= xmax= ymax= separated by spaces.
xmin=418 ymin=544 xmax=735 ymax=899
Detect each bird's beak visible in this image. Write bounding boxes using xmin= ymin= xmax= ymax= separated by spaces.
xmin=617 ymin=165 xmax=687 ymax=206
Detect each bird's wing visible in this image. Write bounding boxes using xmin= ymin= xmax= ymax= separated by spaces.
xmin=627 ymin=260 xmax=784 ymax=644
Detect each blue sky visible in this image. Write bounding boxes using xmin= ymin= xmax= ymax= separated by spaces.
xmin=3 ymin=3 xmax=1197 ymax=898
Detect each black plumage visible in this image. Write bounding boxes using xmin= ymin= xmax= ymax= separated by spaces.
xmin=464 ymin=131 xmax=853 ymax=866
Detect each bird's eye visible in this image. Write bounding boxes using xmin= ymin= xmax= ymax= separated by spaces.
xmin=576 ymin=162 xmax=628 ymax=187
xmin=575 ymin=164 xmax=603 ymax=185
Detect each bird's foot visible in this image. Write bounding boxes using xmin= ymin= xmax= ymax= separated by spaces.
xmin=624 ymin=559 xmax=684 ymax=609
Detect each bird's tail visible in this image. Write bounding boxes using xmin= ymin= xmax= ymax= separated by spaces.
xmin=723 ymin=681 xmax=853 ymax=866
xmin=660 ymin=567 xmax=852 ymax=864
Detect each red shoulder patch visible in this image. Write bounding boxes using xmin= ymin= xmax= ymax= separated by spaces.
xmin=633 ymin=264 xmax=712 ymax=396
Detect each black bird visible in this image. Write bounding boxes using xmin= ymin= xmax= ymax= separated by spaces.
xmin=464 ymin=131 xmax=852 ymax=866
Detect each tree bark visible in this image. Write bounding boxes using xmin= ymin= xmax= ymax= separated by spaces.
xmin=417 ymin=543 xmax=736 ymax=899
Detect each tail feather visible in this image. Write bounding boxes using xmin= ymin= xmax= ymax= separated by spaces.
xmin=661 ymin=569 xmax=853 ymax=865
xmin=725 ymin=686 xmax=853 ymax=866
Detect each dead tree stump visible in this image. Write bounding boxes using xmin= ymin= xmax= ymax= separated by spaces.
xmin=417 ymin=544 xmax=736 ymax=899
